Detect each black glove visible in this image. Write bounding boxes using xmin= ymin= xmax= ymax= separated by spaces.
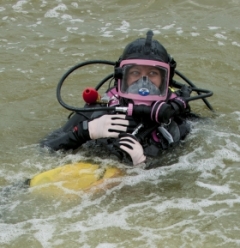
xmin=168 ymin=85 xmax=191 ymax=113
xmin=151 ymin=101 xmax=175 ymax=123
xmin=170 ymin=97 xmax=187 ymax=112
xmin=179 ymin=85 xmax=192 ymax=98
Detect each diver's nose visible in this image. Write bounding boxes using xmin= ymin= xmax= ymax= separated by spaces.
xmin=142 ymin=76 xmax=148 ymax=81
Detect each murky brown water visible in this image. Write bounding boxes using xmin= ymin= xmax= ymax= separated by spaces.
xmin=1 ymin=0 xmax=240 ymax=247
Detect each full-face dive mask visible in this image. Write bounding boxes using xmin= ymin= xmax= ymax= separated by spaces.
xmin=118 ymin=59 xmax=170 ymax=105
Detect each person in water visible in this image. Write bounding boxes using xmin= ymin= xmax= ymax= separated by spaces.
xmin=41 ymin=30 xmax=195 ymax=167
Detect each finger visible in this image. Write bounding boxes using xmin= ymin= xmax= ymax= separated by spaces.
xmin=125 ymin=116 xmax=138 ymax=127
xmin=106 ymin=131 xmax=123 ymax=138
xmin=108 ymin=123 xmax=129 ymax=132
xmin=118 ymin=133 xmax=138 ymax=142
xmin=111 ymin=115 xmax=138 ymax=130
xmin=119 ymin=137 xmax=135 ymax=145
xmin=119 ymin=143 xmax=134 ymax=153
xmin=119 ymin=142 xmax=133 ymax=150
xmin=111 ymin=119 xmax=130 ymax=127
xmin=126 ymin=126 xmax=137 ymax=133
xmin=128 ymin=120 xmax=138 ymax=127
xmin=112 ymin=115 xmax=137 ymax=128
xmin=111 ymin=115 xmax=127 ymax=120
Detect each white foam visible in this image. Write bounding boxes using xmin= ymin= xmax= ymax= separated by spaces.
xmin=61 ymin=14 xmax=72 ymax=20
xmin=71 ymin=2 xmax=78 ymax=8
xmin=151 ymin=29 xmax=161 ymax=35
xmin=232 ymin=41 xmax=240 ymax=47
xmin=100 ymin=30 xmax=113 ymax=37
xmin=195 ymin=181 xmax=231 ymax=194
xmin=66 ymin=26 xmax=78 ymax=32
xmin=44 ymin=9 xmax=60 ymax=18
xmin=208 ymin=26 xmax=221 ymax=30
xmin=115 ymin=21 xmax=130 ymax=33
xmin=0 ymin=223 xmax=25 ymax=244
xmin=33 ymin=222 xmax=56 ymax=247
xmin=40 ymin=0 xmax=47 ymax=8
xmin=214 ymin=33 xmax=227 ymax=40
xmin=218 ymin=41 xmax=225 ymax=46
xmin=44 ymin=4 xmax=68 ymax=18
xmin=96 ymin=244 xmax=117 ymax=248
xmin=12 ymin=0 xmax=28 ymax=12
xmin=176 ymin=28 xmax=183 ymax=35
xmin=162 ymin=24 xmax=175 ymax=30
xmin=191 ymin=32 xmax=200 ymax=37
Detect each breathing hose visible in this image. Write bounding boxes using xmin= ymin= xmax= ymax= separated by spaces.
xmin=56 ymin=60 xmax=214 ymax=113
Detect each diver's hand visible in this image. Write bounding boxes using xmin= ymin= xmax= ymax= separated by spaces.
xmin=151 ymin=98 xmax=187 ymax=123
xmin=116 ymin=133 xmax=146 ymax=166
xmin=151 ymin=101 xmax=173 ymax=123
xmin=88 ymin=114 xmax=136 ymax=140
xmin=171 ymin=85 xmax=192 ymax=112
xmin=170 ymin=97 xmax=187 ymax=112
xmin=179 ymin=85 xmax=192 ymax=98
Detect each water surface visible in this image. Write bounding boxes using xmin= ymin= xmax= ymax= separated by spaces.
xmin=1 ymin=1 xmax=240 ymax=247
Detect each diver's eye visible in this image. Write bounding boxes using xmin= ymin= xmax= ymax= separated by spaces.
xmin=148 ymin=70 xmax=160 ymax=77
xmin=129 ymin=70 xmax=140 ymax=77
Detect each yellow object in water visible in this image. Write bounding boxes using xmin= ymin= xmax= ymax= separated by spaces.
xmin=29 ymin=162 xmax=124 ymax=196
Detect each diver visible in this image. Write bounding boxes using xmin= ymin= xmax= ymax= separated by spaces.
xmin=40 ymin=30 xmax=213 ymax=168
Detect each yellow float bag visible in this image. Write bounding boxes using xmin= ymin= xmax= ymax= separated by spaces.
xmin=29 ymin=162 xmax=124 ymax=196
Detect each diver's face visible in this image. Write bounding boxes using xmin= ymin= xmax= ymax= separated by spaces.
xmin=126 ymin=65 xmax=162 ymax=88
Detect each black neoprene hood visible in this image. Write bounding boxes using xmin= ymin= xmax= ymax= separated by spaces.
xmin=120 ymin=30 xmax=169 ymax=63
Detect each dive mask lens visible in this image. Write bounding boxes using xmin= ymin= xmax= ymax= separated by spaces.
xmin=122 ymin=64 xmax=163 ymax=96
xmin=118 ymin=59 xmax=170 ymax=105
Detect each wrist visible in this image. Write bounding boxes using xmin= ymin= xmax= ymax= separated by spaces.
xmin=71 ymin=121 xmax=91 ymax=144
xmin=82 ymin=120 xmax=91 ymax=140
xmin=133 ymin=154 xmax=146 ymax=166
xmin=171 ymin=97 xmax=186 ymax=112
xmin=73 ymin=120 xmax=91 ymax=141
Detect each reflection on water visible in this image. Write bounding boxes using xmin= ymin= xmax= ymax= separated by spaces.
xmin=1 ymin=0 xmax=240 ymax=247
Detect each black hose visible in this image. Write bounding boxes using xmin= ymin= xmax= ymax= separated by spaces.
xmin=56 ymin=60 xmax=214 ymax=113
xmin=95 ymin=73 xmax=114 ymax=90
xmin=175 ymin=70 xmax=214 ymax=111
xmin=56 ymin=60 xmax=115 ymax=112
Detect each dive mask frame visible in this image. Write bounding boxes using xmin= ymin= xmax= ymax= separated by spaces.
xmin=117 ymin=59 xmax=170 ymax=106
